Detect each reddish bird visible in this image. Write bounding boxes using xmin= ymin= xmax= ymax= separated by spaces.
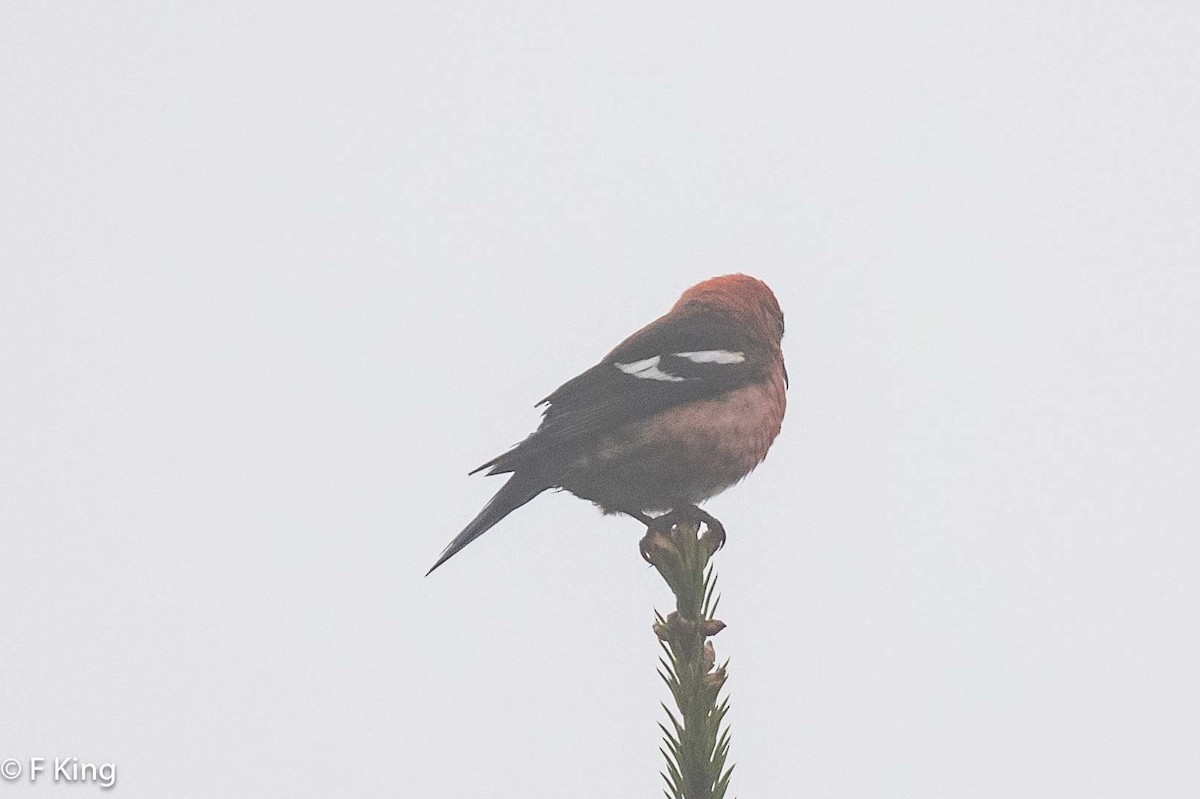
xmin=427 ymin=274 xmax=787 ymax=574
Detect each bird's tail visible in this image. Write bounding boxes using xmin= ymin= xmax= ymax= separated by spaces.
xmin=425 ymin=471 xmax=551 ymax=575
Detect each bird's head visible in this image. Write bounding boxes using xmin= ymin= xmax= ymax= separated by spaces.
xmin=673 ymin=274 xmax=785 ymax=348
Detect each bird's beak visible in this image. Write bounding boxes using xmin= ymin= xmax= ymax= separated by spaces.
xmin=783 ymin=362 xmax=789 ymax=389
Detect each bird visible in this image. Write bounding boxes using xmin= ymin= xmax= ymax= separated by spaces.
xmin=426 ymin=274 xmax=787 ymax=575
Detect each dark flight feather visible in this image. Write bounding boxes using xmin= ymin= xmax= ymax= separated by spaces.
xmin=472 ymin=307 xmax=768 ymax=477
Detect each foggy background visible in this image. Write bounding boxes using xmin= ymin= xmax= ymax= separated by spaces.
xmin=2 ymin=3 xmax=1198 ymax=796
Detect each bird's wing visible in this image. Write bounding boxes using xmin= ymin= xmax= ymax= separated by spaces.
xmin=474 ymin=308 xmax=771 ymax=475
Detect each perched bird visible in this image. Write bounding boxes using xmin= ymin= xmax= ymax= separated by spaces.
xmin=427 ymin=274 xmax=787 ymax=575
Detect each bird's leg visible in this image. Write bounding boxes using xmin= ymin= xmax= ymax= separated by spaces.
xmin=625 ymin=509 xmax=655 ymax=527
xmin=626 ymin=510 xmax=665 ymax=565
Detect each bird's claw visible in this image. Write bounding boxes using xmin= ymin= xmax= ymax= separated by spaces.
xmin=637 ymin=505 xmax=726 ymax=558
xmin=695 ymin=509 xmax=726 ymax=552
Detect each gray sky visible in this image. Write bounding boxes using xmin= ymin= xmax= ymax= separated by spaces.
xmin=2 ymin=3 xmax=1198 ymax=797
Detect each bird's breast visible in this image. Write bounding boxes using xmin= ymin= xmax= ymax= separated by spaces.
xmin=561 ymin=372 xmax=786 ymax=512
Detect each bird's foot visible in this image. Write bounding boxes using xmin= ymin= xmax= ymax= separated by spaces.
xmin=637 ymin=505 xmax=725 ymax=563
xmin=661 ymin=504 xmax=725 ymax=547
xmin=684 ymin=505 xmax=726 ymax=555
